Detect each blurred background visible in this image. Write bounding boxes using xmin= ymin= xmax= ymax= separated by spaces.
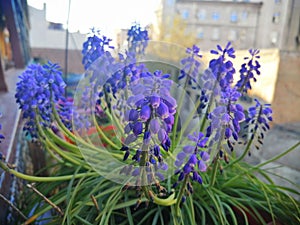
xmin=0 ymin=0 xmax=299 ymax=222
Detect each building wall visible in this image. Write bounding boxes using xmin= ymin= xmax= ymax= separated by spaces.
xmin=162 ymin=0 xmax=298 ymax=51
xmin=29 ymin=6 xmax=86 ymax=74
xmin=175 ymin=0 xmax=262 ymax=50
xmin=29 ymin=6 xmax=86 ymax=50
xmin=272 ymin=51 xmax=300 ymax=124
xmin=31 ymin=48 xmax=84 ymax=74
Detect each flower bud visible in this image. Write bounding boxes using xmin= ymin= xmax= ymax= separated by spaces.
xmin=140 ymin=105 xmax=151 ymax=122
xmin=129 ymin=109 xmax=139 ymax=121
xmin=157 ymin=102 xmax=169 ymax=119
xmin=150 ymin=95 xmax=160 ymax=108
xmin=158 ymin=128 xmax=167 ymax=143
xmin=133 ymin=122 xmax=143 ymax=136
xmin=149 ymin=118 xmax=160 ymax=134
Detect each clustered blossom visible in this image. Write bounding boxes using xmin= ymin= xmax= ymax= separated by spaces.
xmin=15 ymin=62 xmax=69 ymax=137
xmin=127 ymin=23 xmax=149 ymax=54
xmin=122 ymin=71 xmax=176 ymax=166
xmin=235 ymin=49 xmax=261 ymax=93
xmin=209 ymin=42 xmax=236 ymax=90
xmin=178 ymin=45 xmax=202 ymax=87
xmin=82 ymin=29 xmax=114 ymax=70
xmin=244 ymin=99 xmax=273 ymax=152
xmin=173 ymin=132 xmax=209 ymax=201
xmin=202 ymin=43 xmax=247 ymax=153
xmin=207 ymin=87 xmax=245 ymax=151
xmin=199 ymin=43 xmax=236 ymax=114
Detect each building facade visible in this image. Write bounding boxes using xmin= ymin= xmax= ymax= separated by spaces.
xmin=29 ymin=5 xmax=86 ymax=74
xmin=160 ymin=0 xmax=299 ymax=51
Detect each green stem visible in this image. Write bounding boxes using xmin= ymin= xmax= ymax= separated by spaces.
xmin=208 ymin=126 xmax=225 ymax=187
xmin=225 ymin=106 xmax=261 ymax=169
xmin=43 ymin=127 xmax=82 ymax=156
xmin=199 ymin=78 xmax=219 ymax=133
xmin=222 ymin=141 xmax=300 ymax=188
xmin=52 ymin=104 xmax=102 ymax=151
xmin=92 ymin=113 xmax=121 ymax=149
xmin=224 ymin=134 xmax=254 ymax=169
xmin=208 ymin=158 xmax=219 ymax=187
xmin=35 ymin=119 xmax=90 ymax=169
xmin=172 ymin=77 xmax=190 ymax=150
xmin=175 ymin=175 xmax=189 ymax=216
xmin=180 ymin=99 xmax=202 ymax=136
xmin=0 ymin=161 xmax=97 ymax=182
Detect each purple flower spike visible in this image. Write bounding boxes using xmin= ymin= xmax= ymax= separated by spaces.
xmin=140 ymin=105 xmax=151 ymax=122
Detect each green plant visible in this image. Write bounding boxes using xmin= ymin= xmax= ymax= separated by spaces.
xmin=0 ymin=24 xmax=299 ymax=225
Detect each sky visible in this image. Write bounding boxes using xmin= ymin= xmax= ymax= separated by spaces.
xmin=27 ymin=0 xmax=160 ymax=34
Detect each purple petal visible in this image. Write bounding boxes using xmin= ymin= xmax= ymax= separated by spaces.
xmin=150 ymin=95 xmax=160 ymax=108
xmin=157 ymin=102 xmax=169 ymax=119
xmin=140 ymin=105 xmax=151 ymax=122
xmin=149 ymin=118 xmax=160 ymax=134
xmin=133 ymin=122 xmax=143 ymax=136
xmin=177 ymin=152 xmax=186 ymax=160
xmin=183 ymin=145 xmax=194 ymax=154
xmin=197 ymin=160 xmax=207 ymax=172
xmin=158 ymin=128 xmax=167 ymax=143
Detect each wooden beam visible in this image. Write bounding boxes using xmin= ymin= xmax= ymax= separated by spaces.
xmin=0 ymin=54 xmax=8 ymax=92
xmin=1 ymin=0 xmax=25 ymax=68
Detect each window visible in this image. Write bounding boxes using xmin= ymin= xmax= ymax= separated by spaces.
xmin=272 ymin=12 xmax=280 ymax=23
xmin=241 ymin=10 xmax=248 ymax=21
xmin=212 ymin=12 xmax=220 ymax=21
xmin=197 ymin=9 xmax=206 ymax=20
xmin=197 ymin=28 xmax=204 ymax=39
xmin=230 ymin=11 xmax=238 ymax=23
xmin=181 ymin=10 xmax=189 ymax=20
xmin=211 ymin=28 xmax=220 ymax=41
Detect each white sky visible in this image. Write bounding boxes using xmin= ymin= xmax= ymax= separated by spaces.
xmin=28 ymin=0 xmax=160 ymax=34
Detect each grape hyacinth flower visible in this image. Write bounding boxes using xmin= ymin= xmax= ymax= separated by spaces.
xmin=121 ymin=70 xmax=177 ymax=186
xmin=15 ymin=62 xmax=69 ymax=137
xmin=198 ymin=43 xmax=236 ymax=115
xmin=127 ymin=23 xmax=149 ymax=55
xmin=244 ymin=99 xmax=273 ymax=153
xmin=235 ymin=49 xmax=261 ymax=93
xmin=82 ymin=28 xmax=114 ymax=70
xmin=178 ymin=45 xmax=202 ymax=88
xmin=206 ymin=87 xmax=245 ymax=152
xmin=209 ymin=42 xmax=236 ymax=91
xmin=173 ymin=132 xmax=209 ymax=200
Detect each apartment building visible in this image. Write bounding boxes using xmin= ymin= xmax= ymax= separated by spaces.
xmin=159 ymin=0 xmax=299 ymax=51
